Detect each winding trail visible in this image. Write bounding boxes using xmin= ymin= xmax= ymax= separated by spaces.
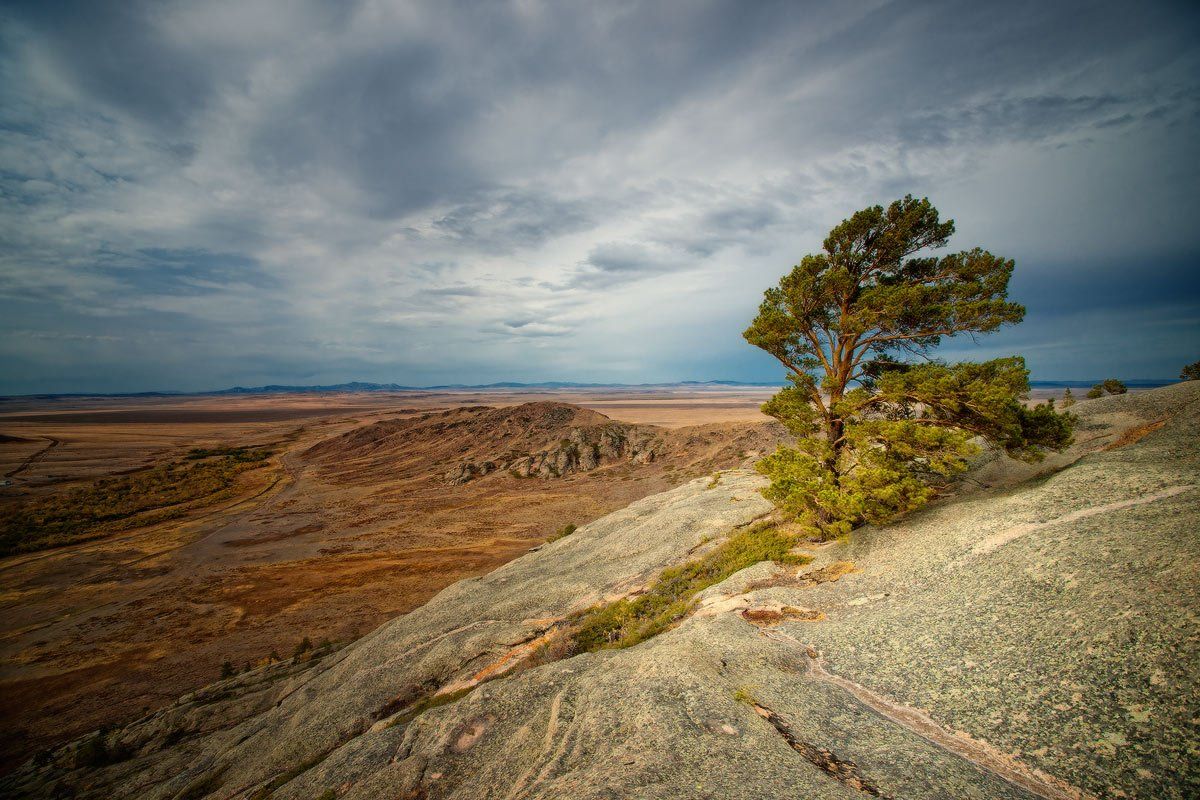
xmin=4 ymin=436 xmax=60 ymax=478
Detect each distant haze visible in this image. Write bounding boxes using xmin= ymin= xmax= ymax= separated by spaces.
xmin=1 ymin=1 xmax=1197 ymax=394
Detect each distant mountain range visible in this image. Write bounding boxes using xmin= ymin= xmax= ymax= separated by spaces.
xmin=212 ymin=379 xmax=771 ymax=394
xmin=4 ymin=380 xmax=780 ymax=399
xmin=5 ymin=378 xmax=1181 ymax=400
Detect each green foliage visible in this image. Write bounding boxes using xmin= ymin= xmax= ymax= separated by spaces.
xmin=743 ymin=196 xmax=1024 ymax=377
xmin=570 ymin=523 xmax=812 ymax=651
xmin=1087 ymin=378 xmax=1127 ymax=398
xmin=186 ymin=445 xmax=272 ymax=462
xmin=293 ymin=637 xmax=313 ymax=658
xmin=1061 ymin=388 xmax=1075 ymax=407
xmin=1182 ymin=361 xmax=1200 ymax=381
xmin=547 ymin=523 xmax=577 ymax=542
xmin=731 ymin=686 xmax=759 ymax=705
xmin=0 ymin=450 xmax=274 ymax=557
xmin=383 ymin=685 xmax=476 ymax=729
xmin=744 ymin=197 xmax=1075 ymax=539
xmin=249 ymin=751 xmax=331 ymax=800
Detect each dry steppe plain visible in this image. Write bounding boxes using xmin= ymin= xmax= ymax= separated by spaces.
xmin=0 ymin=386 xmax=779 ymax=771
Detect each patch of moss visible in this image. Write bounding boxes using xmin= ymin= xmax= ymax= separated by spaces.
xmin=384 ymin=685 xmax=477 ymax=730
xmin=731 ymin=686 xmax=758 ymax=705
xmin=249 ymin=749 xmax=331 ymax=800
xmin=570 ymin=523 xmax=811 ymax=652
xmin=175 ymin=768 xmax=226 ymax=800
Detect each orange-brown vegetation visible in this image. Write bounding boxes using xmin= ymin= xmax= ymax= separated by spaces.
xmin=0 ymin=387 xmax=780 ymax=771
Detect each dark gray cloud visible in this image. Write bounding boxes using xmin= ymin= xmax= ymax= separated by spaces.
xmin=0 ymin=0 xmax=1198 ymax=393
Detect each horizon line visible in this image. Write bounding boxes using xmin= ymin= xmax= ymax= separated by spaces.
xmin=0 ymin=377 xmax=1184 ymax=400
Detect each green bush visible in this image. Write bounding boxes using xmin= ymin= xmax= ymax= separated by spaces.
xmin=1087 ymin=378 xmax=1127 ymax=399
xmin=547 ymin=523 xmax=577 ymax=542
xmin=570 ymin=523 xmax=811 ymax=652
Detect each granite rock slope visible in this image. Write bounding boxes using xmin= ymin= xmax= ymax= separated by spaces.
xmin=4 ymin=383 xmax=1197 ymax=800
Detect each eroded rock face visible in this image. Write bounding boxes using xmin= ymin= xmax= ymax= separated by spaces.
xmin=5 ymin=383 xmax=1198 ymax=800
xmin=447 ymin=423 xmax=662 ymax=483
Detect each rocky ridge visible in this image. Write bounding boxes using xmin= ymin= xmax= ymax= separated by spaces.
xmin=4 ymin=382 xmax=1197 ymax=799
xmin=304 ymin=401 xmax=779 ymax=486
xmin=445 ymin=422 xmax=660 ymax=483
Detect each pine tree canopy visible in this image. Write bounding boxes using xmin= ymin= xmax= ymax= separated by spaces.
xmin=745 ymin=196 xmax=1075 ymax=539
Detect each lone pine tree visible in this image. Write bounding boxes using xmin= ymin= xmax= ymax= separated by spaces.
xmin=744 ymin=196 xmax=1074 ymax=539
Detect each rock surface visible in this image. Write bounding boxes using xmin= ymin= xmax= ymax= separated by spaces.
xmin=446 ymin=421 xmax=661 ymax=483
xmin=4 ymin=383 xmax=1197 ymax=799
xmin=302 ymin=401 xmax=776 ymax=485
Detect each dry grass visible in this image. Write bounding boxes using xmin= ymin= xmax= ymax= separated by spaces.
xmin=569 ymin=523 xmax=813 ymax=652
xmin=1103 ymin=419 xmax=1167 ymax=450
xmin=0 ymin=389 xmax=782 ymax=770
xmin=0 ymin=447 xmax=272 ymax=556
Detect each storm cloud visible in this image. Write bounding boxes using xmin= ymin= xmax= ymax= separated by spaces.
xmin=1 ymin=0 xmax=1197 ymax=393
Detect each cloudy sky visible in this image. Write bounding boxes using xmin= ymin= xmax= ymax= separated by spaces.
xmin=1 ymin=0 xmax=1197 ymax=394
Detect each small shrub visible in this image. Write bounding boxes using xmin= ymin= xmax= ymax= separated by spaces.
xmin=706 ymin=472 xmax=722 ymax=489
xmin=186 ymin=445 xmax=272 ymax=462
xmin=1088 ymin=378 xmax=1127 ymax=399
xmin=220 ymin=660 xmax=235 ymax=679
xmin=1182 ymin=360 xmax=1200 ymax=381
xmin=548 ymin=523 xmax=577 ymax=542
xmin=732 ymin=686 xmax=758 ymax=705
xmin=1061 ymin=388 xmax=1075 ymax=407
xmin=570 ymin=523 xmax=812 ymax=652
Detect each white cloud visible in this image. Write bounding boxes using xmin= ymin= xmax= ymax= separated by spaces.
xmin=0 ymin=0 xmax=1197 ymax=392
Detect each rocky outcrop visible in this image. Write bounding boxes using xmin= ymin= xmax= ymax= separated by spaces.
xmin=5 ymin=382 xmax=1198 ymax=800
xmin=445 ymin=424 xmax=661 ymax=483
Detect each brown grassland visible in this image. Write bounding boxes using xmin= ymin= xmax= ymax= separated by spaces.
xmin=0 ymin=386 xmax=779 ymax=771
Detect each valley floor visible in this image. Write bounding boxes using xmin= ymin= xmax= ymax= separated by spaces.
xmin=1 ymin=382 xmax=1196 ymax=798
xmin=0 ymin=387 xmax=778 ymax=771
